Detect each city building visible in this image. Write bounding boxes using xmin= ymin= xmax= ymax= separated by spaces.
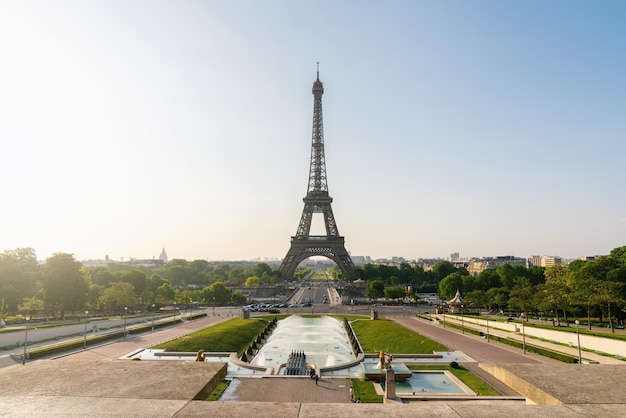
xmin=467 ymin=256 xmax=527 ymax=276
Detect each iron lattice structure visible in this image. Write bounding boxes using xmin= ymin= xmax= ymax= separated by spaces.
xmin=280 ymin=69 xmax=355 ymax=280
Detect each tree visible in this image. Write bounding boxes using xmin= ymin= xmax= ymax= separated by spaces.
xmin=97 ymin=282 xmax=139 ymax=313
xmin=84 ymin=266 xmax=115 ymax=287
xmin=227 ymin=269 xmax=245 ymax=286
xmin=43 ymin=253 xmax=88 ymax=318
xmin=0 ymin=299 xmax=8 ymax=327
xmin=438 ymin=273 xmax=465 ymax=300
xmin=19 ymin=296 xmax=44 ymax=316
xmin=486 ymin=287 xmax=509 ymax=314
xmin=474 ymin=269 xmax=502 ymax=292
xmin=120 ymin=269 xmax=148 ymax=299
xmin=464 ymin=290 xmax=488 ymax=309
xmin=609 ymin=246 xmax=626 ymax=265
xmin=245 ymin=276 xmax=260 ymax=287
xmin=156 ymin=282 xmax=175 ymax=303
xmin=159 ymin=259 xmax=192 ymax=287
xmin=537 ymin=265 xmax=570 ymax=326
xmin=384 ymin=286 xmax=405 ymax=300
xmin=203 ymin=282 xmax=231 ymax=305
xmin=431 ymin=261 xmax=458 ymax=281
xmin=596 ymin=280 xmax=624 ymax=333
xmin=508 ymin=277 xmax=535 ymax=316
xmin=0 ymin=248 xmax=40 ymax=314
xmin=568 ymin=266 xmax=601 ymax=330
xmin=231 ymin=290 xmax=248 ymax=305
xmin=366 ymin=280 xmax=385 ymax=300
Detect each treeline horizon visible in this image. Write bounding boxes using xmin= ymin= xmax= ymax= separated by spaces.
xmin=1 ymin=246 xmax=625 ymax=329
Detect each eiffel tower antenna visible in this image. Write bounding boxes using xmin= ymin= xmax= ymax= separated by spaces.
xmin=280 ymin=67 xmax=355 ymax=280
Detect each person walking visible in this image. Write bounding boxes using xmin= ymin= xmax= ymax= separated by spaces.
xmin=349 ymin=386 xmax=354 ymax=402
xmin=315 ymin=374 xmax=319 ymax=385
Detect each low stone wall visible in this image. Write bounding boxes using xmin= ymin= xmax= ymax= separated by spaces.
xmin=491 ymin=365 xmax=561 ymax=405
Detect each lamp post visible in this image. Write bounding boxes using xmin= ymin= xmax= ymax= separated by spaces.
xmin=190 ymin=300 xmax=193 ymax=318
xmin=486 ymin=315 xmax=490 ymax=342
xmin=575 ymin=319 xmax=582 ymax=364
xmin=461 ymin=304 xmax=465 ymax=334
xmin=22 ymin=315 xmax=30 ymax=365
xmin=521 ymin=312 xmax=526 ymax=354
xmin=83 ymin=311 xmax=89 ymax=349
xmin=151 ymin=304 xmax=155 ymax=331
xmin=417 ymin=295 xmax=420 ymax=316
xmin=123 ymin=307 xmax=128 ymax=339
xmin=213 ymin=297 xmax=216 ymax=316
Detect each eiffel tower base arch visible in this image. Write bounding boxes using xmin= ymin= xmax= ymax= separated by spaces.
xmin=280 ymin=238 xmax=355 ymax=280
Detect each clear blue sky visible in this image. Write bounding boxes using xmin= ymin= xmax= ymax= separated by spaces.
xmin=1 ymin=1 xmax=624 ymax=262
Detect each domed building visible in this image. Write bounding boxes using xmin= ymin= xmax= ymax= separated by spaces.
xmin=159 ymin=247 xmax=168 ymax=263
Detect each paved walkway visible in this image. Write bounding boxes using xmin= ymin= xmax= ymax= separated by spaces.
xmin=222 ymin=376 xmax=352 ymax=403
xmin=420 ymin=314 xmax=624 ymax=364
xmin=55 ymin=314 xmax=233 ymax=362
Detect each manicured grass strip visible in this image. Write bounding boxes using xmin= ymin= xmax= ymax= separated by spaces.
xmin=351 ymin=378 xmax=383 ymax=403
xmin=351 ymin=319 xmax=448 ymax=354
xmin=152 ymin=317 xmax=269 ymax=356
xmin=207 ymin=380 xmax=230 ymax=401
xmin=408 ymin=365 xmax=499 ymax=396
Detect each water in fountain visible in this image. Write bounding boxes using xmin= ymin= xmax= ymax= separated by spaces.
xmin=249 ymin=316 xmax=355 ymax=373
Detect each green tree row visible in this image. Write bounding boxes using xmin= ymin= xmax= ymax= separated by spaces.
xmin=0 ymin=249 xmax=282 ymax=320
xmin=437 ymin=247 xmax=626 ymax=330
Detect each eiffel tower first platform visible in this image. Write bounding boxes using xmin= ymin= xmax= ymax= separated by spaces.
xmin=279 ymin=67 xmax=355 ymax=280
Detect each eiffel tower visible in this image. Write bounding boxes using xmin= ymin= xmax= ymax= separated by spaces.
xmin=280 ymin=66 xmax=355 ymax=280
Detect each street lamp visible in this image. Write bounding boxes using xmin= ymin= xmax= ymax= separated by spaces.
xmin=521 ymin=312 xmax=526 ymax=354
xmin=486 ymin=314 xmax=490 ymax=342
xmin=123 ymin=307 xmax=128 ymax=339
xmin=190 ymin=300 xmax=193 ymax=318
xmin=442 ymin=307 xmax=446 ymax=328
xmin=461 ymin=304 xmax=465 ymax=334
xmin=151 ymin=304 xmax=155 ymax=331
xmin=213 ymin=297 xmax=216 ymax=316
xmin=22 ymin=315 xmax=30 ymax=365
xmin=83 ymin=311 xmax=89 ymax=349
xmin=575 ymin=319 xmax=582 ymax=364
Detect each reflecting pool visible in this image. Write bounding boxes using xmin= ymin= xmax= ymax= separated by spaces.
xmin=384 ymin=371 xmax=475 ymax=395
xmin=249 ymin=315 xmax=355 ymax=373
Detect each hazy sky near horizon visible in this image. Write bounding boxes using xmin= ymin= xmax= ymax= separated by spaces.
xmin=1 ymin=1 xmax=625 ymax=262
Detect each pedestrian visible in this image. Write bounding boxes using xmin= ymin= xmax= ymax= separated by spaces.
xmin=315 ymin=374 xmax=319 ymax=385
xmin=349 ymin=386 xmax=354 ymax=402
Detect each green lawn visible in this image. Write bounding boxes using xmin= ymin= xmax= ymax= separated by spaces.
xmin=152 ymin=317 xmax=269 ymax=356
xmin=351 ymin=378 xmax=383 ymax=403
xmin=207 ymin=381 xmax=230 ymax=401
xmin=350 ymin=318 xmax=448 ymax=354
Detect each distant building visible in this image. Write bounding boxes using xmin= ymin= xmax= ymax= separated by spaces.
xmin=528 ymin=255 xmax=562 ymax=268
xmin=450 ymin=252 xmax=459 ymax=261
xmin=467 ymin=256 xmax=527 ymax=276
xmin=81 ymin=248 xmax=168 ymax=268
xmin=350 ymin=256 xmax=369 ymax=265
xmin=159 ymin=247 xmax=168 ymax=263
